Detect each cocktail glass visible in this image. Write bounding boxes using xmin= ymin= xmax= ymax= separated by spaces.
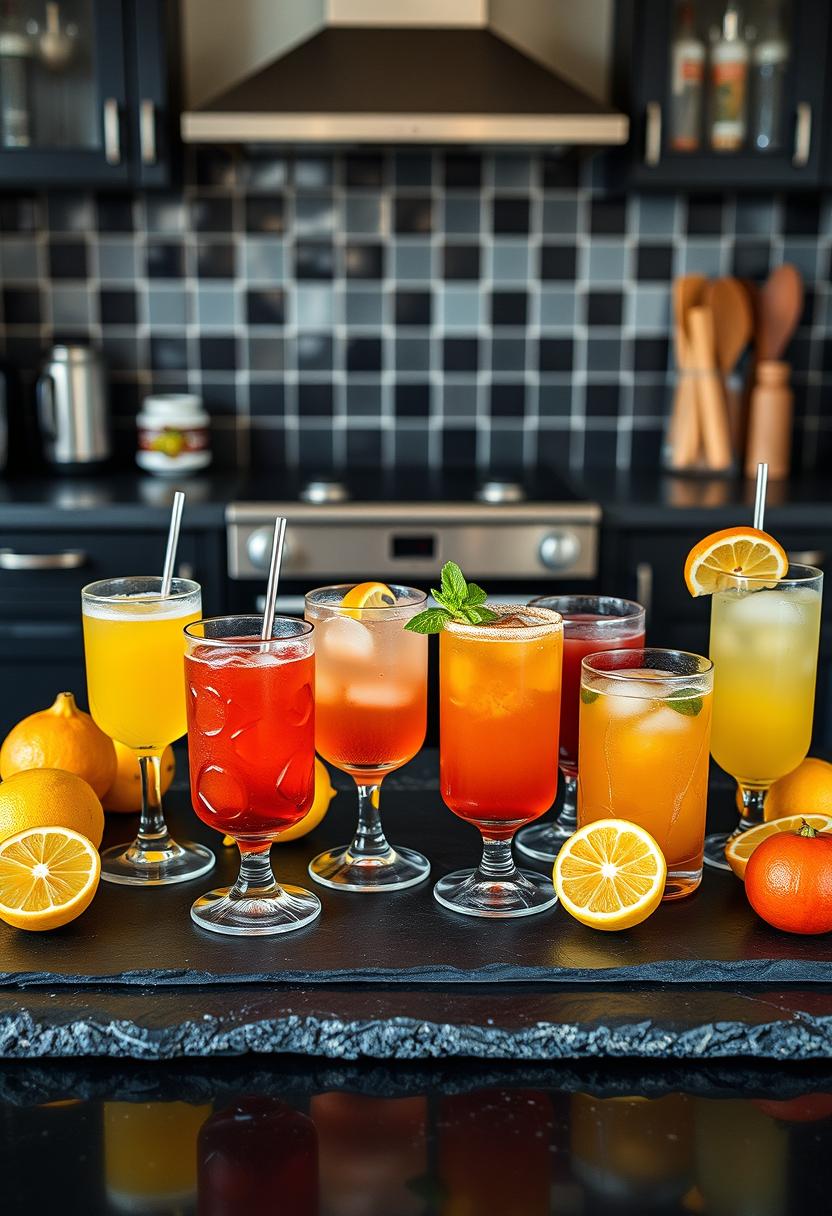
xmin=81 ymin=576 xmax=214 ymax=886
xmin=435 ymin=604 xmax=562 ymax=918
xmin=304 ymin=585 xmax=430 ymax=891
xmin=516 ymin=595 xmax=646 ymax=862
xmin=704 ymin=563 xmax=823 ymax=870
xmin=579 ymin=647 xmax=714 ymax=899
xmin=184 ymin=615 xmax=321 ymax=935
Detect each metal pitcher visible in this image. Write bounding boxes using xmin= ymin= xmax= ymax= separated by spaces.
xmin=37 ymin=344 xmax=111 ymax=467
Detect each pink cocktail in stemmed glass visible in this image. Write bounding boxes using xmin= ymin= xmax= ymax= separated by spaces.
xmin=515 ymin=595 xmax=645 ymax=863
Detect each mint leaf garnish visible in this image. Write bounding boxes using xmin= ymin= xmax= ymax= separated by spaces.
xmin=581 ymin=687 xmax=600 ymax=705
xmin=406 ymin=561 xmax=499 ymax=634
xmin=665 ymin=686 xmax=703 ymax=716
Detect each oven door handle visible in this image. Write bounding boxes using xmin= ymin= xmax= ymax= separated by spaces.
xmin=255 ymin=594 xmax=306 ymax=616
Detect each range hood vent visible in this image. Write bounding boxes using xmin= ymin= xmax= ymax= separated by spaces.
xmin=181 ymin=27 xmax=627 ymax=146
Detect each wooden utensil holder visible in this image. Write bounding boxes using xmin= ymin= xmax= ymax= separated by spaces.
xmin=745 ymin=360 xmax=793 ymax=480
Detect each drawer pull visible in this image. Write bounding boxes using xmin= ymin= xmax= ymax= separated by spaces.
xmin=0 ymin=549 xmax=87 ymax=571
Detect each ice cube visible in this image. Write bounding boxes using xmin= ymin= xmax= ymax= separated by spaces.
xmin=725 ymin=588 xmax=801 ymax=628
xmin=319 ymin=615 xmax=375 ymax=662
xmin=191 ymin=683 xmax=226 ymax=736
xmin=287 ymin=681 xmax=314 ymax=727
xmin=346 ymin=681 xmax=414 ymax=710
xmin=196 ymin=762 xmax=248 ymax=821
xmin=636 ymin=705 xmax=690 ymax=735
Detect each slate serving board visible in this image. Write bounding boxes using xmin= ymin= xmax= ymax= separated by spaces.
xmin=1 ymin=752 xmax=830 ymax=991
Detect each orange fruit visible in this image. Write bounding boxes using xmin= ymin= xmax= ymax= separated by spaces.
xmin=553 ymin=819 xmax=666 ymax=931
xmin=103 ymin=740 xmax=175 ymax=814
xmin=763 ymin=758 xmax=832 ymax=822
xmin=0 ymin=825 xmax=100 ymax=931
xmin=0 ymin=767 xmax=104 ymax=848
xmin=684 ymin=527 xmax=788 ymax=597
xmin=0 ymin=691 xmax=117 ymax=798
xmin=724 ymin=812 xmax=832 ymax=879
xmin=340 ymin=581 xmax=395 ymax=618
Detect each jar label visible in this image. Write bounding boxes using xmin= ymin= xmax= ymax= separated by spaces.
xmin=138 ymin=425 xmax=209 ymax=459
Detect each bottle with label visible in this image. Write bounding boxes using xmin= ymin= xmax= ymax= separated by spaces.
xmin=710 ymin=3 xmax=749 ymax=151
xmin=670 ymin=2 xmax=705 ymax=151
xmin=751 ymin=2 xmax=789 ymax=151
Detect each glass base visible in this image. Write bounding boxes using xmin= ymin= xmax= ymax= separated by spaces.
xmin=100 ymin=838 xmax=216 ymax=887
xmin=663 ymin=869 xmax=703 ymax=899
xmin=703 ymin=830 xmax=732 ymax=872
xmin=515 ymin=816 xmax=575 ymax=863
xmin=309 ymin=844 xmax=431 ymax=892
xmin=433 ymin=866 xmax=558 ymax=919
xmin=191 ymin=882 xmax=321 ymax=936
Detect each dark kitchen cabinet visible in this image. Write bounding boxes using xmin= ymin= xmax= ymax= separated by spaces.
xmin=613 ymin=0 xmax=830 ymax=190
xmin=0 ymin=0 xmax=179 ymax=189
xmin=0 ymin=524 xmax=224 ymax=735
xmin=601 ymin=521 xmax=832 ymax=750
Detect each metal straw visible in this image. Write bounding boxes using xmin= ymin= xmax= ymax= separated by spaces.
xmin=753 ymin=462 xmax=769 ymax=531
xmin=260 ymin=516 xmax=287 ymax=641
xmin=160 ymin=490 xmax=185 ymax=597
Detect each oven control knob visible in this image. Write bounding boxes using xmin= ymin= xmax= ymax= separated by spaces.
xmin=538 ymin=530 xmax=580 ymax=571
xmin=247 ymin=526 xmax=291 ymax=570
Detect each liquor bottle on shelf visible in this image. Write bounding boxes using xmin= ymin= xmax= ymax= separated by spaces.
xmin=710 ymin=2 xmax=749 ymax=151
xmin=669 ymin=1 xmax=705 ymax=151
xmin=751 ymin=2 xmax=789 ymax=151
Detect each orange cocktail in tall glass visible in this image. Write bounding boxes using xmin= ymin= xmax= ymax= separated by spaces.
xmin=436 ymin=604 xmax=562 ymax=917
xmin=305 ymin=584 xmax=430 ymax=892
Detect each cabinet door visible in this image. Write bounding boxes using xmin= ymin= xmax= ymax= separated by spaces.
xmin=0 ymin=0 xmax=130 ymax=187
xmin=620 ymin=0 xmax=829 ymax=190
xmin=127 ymin=0 xmax=180 ymax=188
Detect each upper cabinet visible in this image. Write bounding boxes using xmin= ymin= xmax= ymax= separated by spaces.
xmin=614 ymin=0 xmax=830 ymax=189
xmin=0 ymin=0 xmax=179 ymax=188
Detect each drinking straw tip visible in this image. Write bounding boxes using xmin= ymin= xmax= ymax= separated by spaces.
xmin=261 ymin=516 xmax=287 ymax=641
xmin=160 ymin=490 xmax=186 ymax=597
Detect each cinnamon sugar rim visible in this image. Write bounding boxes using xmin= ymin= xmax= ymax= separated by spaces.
xmin=443 ymin=603 xmax=562 ymax=641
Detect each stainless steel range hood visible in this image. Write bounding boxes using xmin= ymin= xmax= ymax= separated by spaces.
xmin=181 ymin=24 xmax=628 ymax=146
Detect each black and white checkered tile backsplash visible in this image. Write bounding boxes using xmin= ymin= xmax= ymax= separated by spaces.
xmin=1 ymin=148 xmax=831 ymax=474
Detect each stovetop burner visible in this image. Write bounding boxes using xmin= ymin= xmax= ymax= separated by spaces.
xmin=475 ymin=480 xmax=526 ymax=505
xmin=300 ymin=479 xmax=350 ymax=505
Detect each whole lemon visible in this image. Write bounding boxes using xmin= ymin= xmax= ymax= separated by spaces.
xmin=222 ymin=758 xmax=337 ymax=846
xmin=763 ymin=757 xmax=832 ymax=822
xmin=103 ymin=740 xmax=175 ymax=813
xmin=0 ymin=768 xmax=104 ymax=848
xmin=0 ymin=692 xmax=117 ymax=799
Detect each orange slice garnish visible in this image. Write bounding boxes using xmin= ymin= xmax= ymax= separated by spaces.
xmin=339 ymin=581 xmax=395 ymax=619
xmin=684 ymin=527 xmax=788 ymax=597
xmin=724 ymin=813 xmax=832 ymax=879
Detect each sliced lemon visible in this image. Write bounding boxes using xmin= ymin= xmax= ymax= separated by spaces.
xmin=724 ymin=812 xmax=832 ymax=879
xmin=0 ymin=826 xmax=100 ymax=931
xmin=339 ymin=580 xmax=395 ymax=619
xmin=554 ymin=819 xmax=667 ymax=931
xmin=684 ymin=527 xmax=788 ymax=597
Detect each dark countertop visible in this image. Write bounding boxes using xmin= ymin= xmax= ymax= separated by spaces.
xmin=1 ymin=466 xmax=830 ymax=530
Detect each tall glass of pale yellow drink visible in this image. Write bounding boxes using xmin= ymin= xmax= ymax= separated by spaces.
xmin=82 ymin=576 xmax=214 ymax=886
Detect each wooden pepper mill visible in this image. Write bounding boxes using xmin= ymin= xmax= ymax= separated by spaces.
xmin=744 ymin=361 xmax=793 ymax=480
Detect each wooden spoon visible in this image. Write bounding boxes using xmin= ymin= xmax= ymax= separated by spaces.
xmin=704 ymin=277 xmax=753 ymax=455
xmin=757 ymin=264 xmax=804 ymax=361
xmin=687 ymin=305 xmax=733 ymax=472
xmin=668 ymin=274 xmax=706 ymax=469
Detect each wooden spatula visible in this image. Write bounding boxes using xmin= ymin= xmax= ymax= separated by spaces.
xmin=757 ymin=264 xmax=804 ymax=360
xmin=687 ymin=305 xmax=734 ymax=472
xmin=668 ymin=274 xmax=706 ymax=469
xmin=704 ymin=277 xmax=753 ymax=455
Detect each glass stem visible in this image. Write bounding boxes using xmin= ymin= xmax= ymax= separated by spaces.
xmin=349 ymin=782 xmax=392 ymax=860
xmin=737 ymin=785 xmax=768 ymax=832
xmin=555 ymin=772 xmax=578 ymax=832
xmin=476 ymin=835 xmax=517 ymax=882
xmin=137 ymin=753 xmax=169 ymax=843
xmin=233 ymin=844 xmax=278 ymax=897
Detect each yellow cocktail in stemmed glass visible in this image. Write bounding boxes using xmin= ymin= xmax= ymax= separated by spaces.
xmin=82 ymin=576 xmax=215 ymax=886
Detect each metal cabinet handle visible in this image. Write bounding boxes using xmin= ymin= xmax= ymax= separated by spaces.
xmin=139 ymin=99 xmax=157 ymax=165
xmin=255 ymin=594 xmax=305 ymax=616
xmin=787 ymin=549 xmax=824 ymax=568
xmin=0 ymin=549 xmax=87 ymax=571
xmin=103 ymin=98 xmax=121 ymax=165
xmin=645 ymin=101 xmax=662 ymax=166
xmin=793 ymin=102 xmax=812 ymax=167
xmin=636 ymin=561 xmax=653 ymax=622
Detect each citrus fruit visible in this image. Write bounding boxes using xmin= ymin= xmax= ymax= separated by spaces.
xmin=0 ymin=767 xmax=104 ymax=849
xmin=340 ymin=580 xmax=395 ymax=618
xmin=0 ymin=825 xmax=100 ymax=931
xmin=684 ymin=527 xmax=788 ymax=597
xmin=554 ymin=819 xmax=667 ymax=931
xmin=744 ymin=819 xmax=832 ymax=934
xmin=724 ymin=812 xmax=832 ymax=879
xmin=0 ymin=691 xmax=117 ymax=798
xmin=763 ymin=758 xmax=832 ymax=822
xmin=221 ymin=757 xmax=337 ymax=846
xmin=103 ymin=740 xmax=175 ymax=814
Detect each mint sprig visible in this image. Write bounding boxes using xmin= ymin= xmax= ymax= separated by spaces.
xmin=405 ymin=561 xmax=499 ymax=634
xmin=664 ymin=686 xmax=704 ymax=716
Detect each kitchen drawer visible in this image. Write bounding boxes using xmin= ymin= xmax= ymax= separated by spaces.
xmin=0 ymin=530 xmax=199 ymax=616
xmin=0 ymin=620 xmax=87 ymax=734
